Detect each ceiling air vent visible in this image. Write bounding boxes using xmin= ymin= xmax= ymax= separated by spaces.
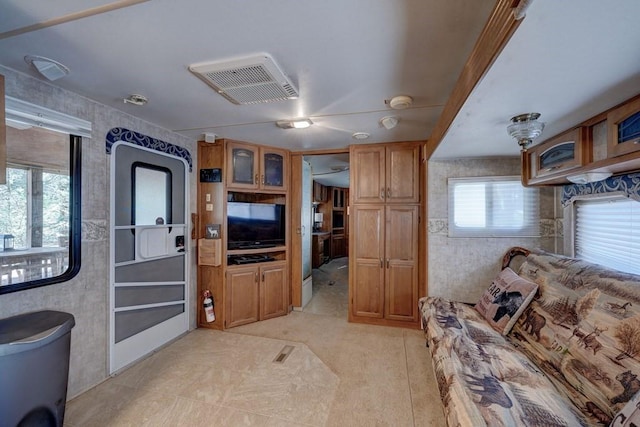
xmin=189 ymin=54 xmax=299 ymax=105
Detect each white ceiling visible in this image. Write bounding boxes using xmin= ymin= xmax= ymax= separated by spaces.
xmin=2 ymin=1 xmax=639 ymax=162
xmin=304 ymin=154 xmax=350 ymax=188
xmin=433 ymin=0 xmax=640 ymax=159
xmin=0 ymin=0 xmax=493 ymax=151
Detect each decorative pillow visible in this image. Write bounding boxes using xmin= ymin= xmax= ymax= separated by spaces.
xmin=475 ymin=267 xmax=538 ymax=335
xmin=611 ymin=390 xmax=640 ymax=426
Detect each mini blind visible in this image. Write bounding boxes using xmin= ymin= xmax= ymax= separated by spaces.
xmin=575 ymin=197 xmax=640 ymax=274
xmin=448 ymin=176 xmax=539 ymax=237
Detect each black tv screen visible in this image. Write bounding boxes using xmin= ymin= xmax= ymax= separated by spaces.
xmin=227 ymin=202 xmax=285 ymax=250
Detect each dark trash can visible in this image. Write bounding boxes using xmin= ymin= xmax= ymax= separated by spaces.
xmin=0 ymin=310 xmax=75 ymax=427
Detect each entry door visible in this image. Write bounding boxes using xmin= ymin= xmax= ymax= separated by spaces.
xmin=109 ymin=142 xmax=189 ymax=374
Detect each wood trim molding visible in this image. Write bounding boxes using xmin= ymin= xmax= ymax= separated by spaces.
xmin=425 ymin=0 xmax=523 ymax=159
xmin=0 ymin=74 xmax=5 ymax=185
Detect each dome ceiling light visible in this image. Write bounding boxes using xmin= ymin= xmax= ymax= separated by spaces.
xmin=507 ymin=113 xmax=545 ymax=151
xmin=24 ymin=55 xmax=69 ymax=81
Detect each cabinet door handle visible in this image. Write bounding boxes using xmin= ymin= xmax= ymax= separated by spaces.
xmin=262 ymin=272 xmax=265 ymax=282
xmin=254 ymin=173 xmax=259 ymax=184
xmin=261 ymin=174 xmax=265 ymax=185
xmin=255 ymin=272 xmax=259 ymax=283
xmin=380 ymin=188 xmax=385 ymax=200
xmin=386 ymin=258 xmax=390 ymax=269
xmin=387 ymin=187 xmax=391 ymax=199
xmin=380 ymin=258 xmax=383 ymax=268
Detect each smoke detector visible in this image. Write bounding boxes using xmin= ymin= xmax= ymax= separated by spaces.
xmin=189 ymin=54 xmax=299 ymax=105
xmin=123 ymin=94 xmax=148 ymax=106
xmin=388 ymin=95 xmax=413 ymax=110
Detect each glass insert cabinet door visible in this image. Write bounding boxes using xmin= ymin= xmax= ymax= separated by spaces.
xmin=539 ymin=141 xmax=576 ymax=171
xmin=263 ymin=152 xmax=284 ymax=187
xmin=231 ymin=147 xmax=255 ymax=185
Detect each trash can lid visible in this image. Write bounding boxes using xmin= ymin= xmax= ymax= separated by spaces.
xmin=0 ymin=310 xmax=75 ymax=355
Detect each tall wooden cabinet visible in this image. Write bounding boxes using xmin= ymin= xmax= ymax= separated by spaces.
xmin=198 ymin=139 xmax=290 ymax=330
xmin=349 ymin=141 xmax=424 ymax=327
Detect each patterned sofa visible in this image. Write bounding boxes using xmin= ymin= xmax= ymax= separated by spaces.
xmin=420 ymin=247 xmax=640 ymax=426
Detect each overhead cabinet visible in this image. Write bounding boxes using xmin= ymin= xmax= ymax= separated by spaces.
xmin=525 ymin=127 xmax=587 ymax=183
xmin=607 ymin=96 xmax=640 ymax=158
xmin=226 ymin=140 xmax=288 ymax=192
xmin=522 ymin=94 xmax=640 ymax=186
xmin=352 ymin=143 xmax=420 ymax=204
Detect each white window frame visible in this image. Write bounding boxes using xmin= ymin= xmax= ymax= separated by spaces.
xmin=448 ymin=176 xmax=540 ymax=238
xmin=566 ymin=192 xmax=640 ymax=274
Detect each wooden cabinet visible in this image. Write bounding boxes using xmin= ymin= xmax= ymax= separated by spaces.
xmin=352 ymin=143 xmax=420 ymax=204
xmin=521 ymin=94 xmax=640 ymax=186
xmin=225 ymin=261 xmax=287 ymax=328
xmin=333 ymin=187 xmax=346 ymax=208
xmin=349 ymin=140 xmax=423 ymax=326
xmin=225 ymin=266 xmax=260 ymax=328
xmin=608 ymin=96 xmax=640 ymax=158
xmin=525 ymin=127 xmax=587 ymax=183
xmin=312 ymin=232 xmax=330 ymax=268
xmin=331 ymin=234 xmax=346 ymax=258
xmin=198 ymin=139 xmax=290 ymax=331
xmin=260 ymin=261 xmax=288 ymax=320
xmin=313 ymin=181 xmax=328 ymax=202
xmin=350 ymin=204 xmax=419 ymax=321
xmin=226 ymin=141 xmax=288 ymax=192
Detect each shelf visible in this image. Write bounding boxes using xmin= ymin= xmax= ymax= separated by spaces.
xmin=227 ymin=245 xmax=287 ymax=256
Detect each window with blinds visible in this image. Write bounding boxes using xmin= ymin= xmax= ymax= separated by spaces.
xmin=448 ymin=176 xmax=539 ymax=237
xmin=575 ymin=197 xmax=640 ymax=274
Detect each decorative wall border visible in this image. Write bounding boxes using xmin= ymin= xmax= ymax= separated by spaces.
xmin=562 ymin=172 xmax=640 ymax=206
xmin=105 ymin=127 xmax=192 ymax=172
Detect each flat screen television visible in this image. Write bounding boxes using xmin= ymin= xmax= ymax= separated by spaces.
xmin=227 ymin=202 xmax=286 ymax=250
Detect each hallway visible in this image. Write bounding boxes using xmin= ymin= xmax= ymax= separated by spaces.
xmin=304 ymin=257 xmax=348 ymax=318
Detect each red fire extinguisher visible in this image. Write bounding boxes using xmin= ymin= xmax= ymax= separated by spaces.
xmin=203 ymin=290 xmax=215 ymax=323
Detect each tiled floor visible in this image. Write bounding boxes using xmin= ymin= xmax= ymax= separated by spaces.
xmin=65 ymin=258 xmax=446 ymax=426
xmin=305 ymin=257 xmax=349 ymax=318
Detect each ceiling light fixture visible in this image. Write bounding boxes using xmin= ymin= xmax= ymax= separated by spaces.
xmin=380 ymin=116 xmax=399 ymax=130
xmin=276 ymin=118 xmax=313 ymax=129
xmin=24 ymin=55 xmax=69 ymax=81
xmin=123 ymin=94 xmax=148 ymax=106
xmin=507 ymin=113 xmax=545 ymax=151
xmin=388 ymin=95 xmax=413 ymax=110
xmin=352 ymin=132 xmax=370 ymax=140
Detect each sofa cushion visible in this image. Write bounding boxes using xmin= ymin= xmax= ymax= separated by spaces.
xmin=513 ymin=249 xmax=640 ymax=421
xmin=420 ymin=296 xmax=591 ymax=426
xmin=475 ymin=267 xmax=538 ymax=335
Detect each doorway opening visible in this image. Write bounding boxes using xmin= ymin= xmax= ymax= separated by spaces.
xmin=302 ymin=153 xmax=349 ymax=318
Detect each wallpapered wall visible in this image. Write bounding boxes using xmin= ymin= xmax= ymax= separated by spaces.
xmin=0 ymin=66 xmax=198 ymax=398
xmin=427 ymin=158 xmax=561 ymax=303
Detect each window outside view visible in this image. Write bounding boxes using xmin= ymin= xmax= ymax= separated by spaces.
xmin=0 ymin=125 xmax=72 ymax=287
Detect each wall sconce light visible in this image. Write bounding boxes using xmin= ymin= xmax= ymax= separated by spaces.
xmin=276 ymin=118 xmax=313 ymax=129
xmin=507 ymin=113 xmax=545 ymax=151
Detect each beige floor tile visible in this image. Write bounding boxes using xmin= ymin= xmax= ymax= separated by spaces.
xmin=65 ymin=260 xmax=445 ymax=427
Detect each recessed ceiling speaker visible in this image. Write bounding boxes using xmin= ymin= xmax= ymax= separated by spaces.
xmin=189 ymin=54 xmax=299 ymax=105
xmin=389 ymin=95 xmax=413 ymax=110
